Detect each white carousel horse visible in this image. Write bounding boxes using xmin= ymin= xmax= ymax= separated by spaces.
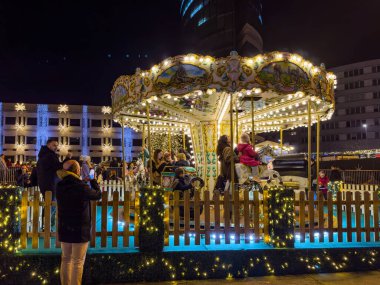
xmin=134 ymin=158 xmax=146 ymax=185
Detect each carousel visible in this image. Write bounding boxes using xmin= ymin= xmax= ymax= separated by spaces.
xmin=111 ymin=51 xmax=336 ymax=192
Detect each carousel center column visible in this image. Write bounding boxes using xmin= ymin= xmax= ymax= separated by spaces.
xmin=200 ymin=121 xmax=218 ymax=191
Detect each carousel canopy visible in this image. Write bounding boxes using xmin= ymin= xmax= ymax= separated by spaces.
xmin=111 ymin=51 xmax=336 ymax=133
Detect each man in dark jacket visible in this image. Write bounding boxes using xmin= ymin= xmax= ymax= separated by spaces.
xmin=56 ymin=160 xmax=101 ymax=285
xmin=36 ymin=139 xmax=62 ymax=199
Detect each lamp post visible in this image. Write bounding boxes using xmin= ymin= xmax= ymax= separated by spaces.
xmin=362 ymin=123 xmax=367 ymax=137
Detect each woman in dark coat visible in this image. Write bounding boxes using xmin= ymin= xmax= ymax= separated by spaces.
xmin=217 ymin=135 xmax=238 ymax=193
xmin=56 ymin=160 xmax=101 ymax=285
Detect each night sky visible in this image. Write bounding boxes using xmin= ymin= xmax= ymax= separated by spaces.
xmin=0 ymin=0 xmax=379 ymax=106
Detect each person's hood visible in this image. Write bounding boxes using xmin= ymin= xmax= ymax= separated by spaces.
xmin=57 ymin=169 xmax=81 ymax=180
xmin=237 ymin=143 xmax=250 ymax=152
xmin=38 ymin=145 xmax=54 ymax=159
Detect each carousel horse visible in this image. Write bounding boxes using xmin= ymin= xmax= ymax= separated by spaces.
xmin=134 ymin=158 xmax=146 ymax=185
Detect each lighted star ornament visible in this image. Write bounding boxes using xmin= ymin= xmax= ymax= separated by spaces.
xmin=102 ymin=106 xmax=112 ymax=114
xmin=15 ymin=103 xmax=26 ymax=112
xmin=58 ymin=104 xmax=69 ymax=113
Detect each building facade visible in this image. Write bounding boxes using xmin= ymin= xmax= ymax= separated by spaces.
xmin=180 ymin=0 xmax=263 ymax=57
xmin=0 ymin=102 xmax=142 ymax=164
xmin=284 ymin=59 xmax=380 ymax=153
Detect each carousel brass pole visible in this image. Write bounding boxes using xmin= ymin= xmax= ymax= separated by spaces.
xmin=142 ymin=124 xmax=146 ymax=166
xmin=182 ymin=131 xmax=186 ymax=150
xmin=250 ymin=95 xmax=255 ymax=149
xmin=230 ymin=93 xmax=235 ymax=193
xmin=168 ymin=129 xmax=172 ymax=154
xmin=146 ymin=104 xmax=153 ymax=187
xmin=235 ymin=99 xmax=239 ymax=144
xmin=307 ymin=99 xmax=312 ymax=193
xmin=280 ymin=127 xmax=283 ymax=155
xmin=316 ymin=115 xmax=321 ymax=192
xmin=121 ymin=120 xmax=127 ymax=191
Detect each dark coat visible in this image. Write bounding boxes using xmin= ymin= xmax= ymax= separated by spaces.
xmin=220 ymin=146 xmax=238 ymax=181
xmin=56 ymin=170 xmax=101 ymax=243
xmin=36 ymin=146 xmax=62 ymax=197
xmin=175 ymin=160 xmax=190 ymax=167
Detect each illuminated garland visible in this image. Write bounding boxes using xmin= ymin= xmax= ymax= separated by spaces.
xmin=0 ymin=185 xmax=21 ymax=254
xmin=1 ymin=248 xmax=379 ymax=284
xmin=328 ymin=181 xmax=343 ymax=200
xmin=139 ymin=186 xmax=165 ymax=253
xmin=267 ymin=186 xmax=295 ymax=248
xmin=150 ymin=133 xmax=184 ymax=154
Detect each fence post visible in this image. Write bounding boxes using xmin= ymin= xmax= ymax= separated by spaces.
xmin=101 ymin=191 xmax=108 ymax=248
xmin=123 ymin=191 xmax=130 ymax=247
xmin=173 ymin=191 xmax=180 ymax=246
xmin=20 ymin=190 xmax=28 ymax=249
xmin=43 ymin=191 xmax=52 ymax=248
xmin=112 ymin=191 xmax=119 ymax=247
xmin=32 ymin=191 xmax=40 ymax=249
xmin=374 ymin=192 xmax=379 ymax=242
xmin=204 ymin=190 xmax=211 ymax=245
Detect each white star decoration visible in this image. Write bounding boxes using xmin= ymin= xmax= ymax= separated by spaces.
xmin=15 ymin=103 xmax=26 ymax=112
xmin=58 ymin=104 xmax=69 ymax=113
xmin=102 ymin=106 xmax=112 ymax=114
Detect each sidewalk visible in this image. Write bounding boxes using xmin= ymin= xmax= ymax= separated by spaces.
xmin=121 ymin=270 xmax=380 ymax=285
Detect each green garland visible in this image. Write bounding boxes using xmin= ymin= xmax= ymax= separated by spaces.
xmin=150 ymin=133 xmax=184 ymax=154
xmin=0 ymin=186 xmax=21 ymax=254
xmin=327 ymin=181 xmax=342 ymax=200
xmin=1 ymin=248 xmax=379 ymax=284
xmin=138 ymin=186 xmax=165 ymax=253
xmin=267 ymin=186 xmax=295 ymax=248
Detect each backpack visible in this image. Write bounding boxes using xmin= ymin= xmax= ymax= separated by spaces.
xmin=214 ymin=175 xmax=226 ymax=195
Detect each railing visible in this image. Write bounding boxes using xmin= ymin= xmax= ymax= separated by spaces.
xmin=0 ymin=167 xmax=21 ymax=184
xmin=322 ymin=169 xmax=380 ymax=185
xmin=19 ymin=183 xmax=380 ymax=250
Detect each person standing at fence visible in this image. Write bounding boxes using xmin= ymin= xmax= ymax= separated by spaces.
xmin=37 ymin=139 xmax=66 ymax=229
xmin=0 ymin=154 xmax=8 ymax=183
xmin=56 ymin=160 xmax=101 ymax=285
xmin=318 ymin=170 xmax=330 ymax=200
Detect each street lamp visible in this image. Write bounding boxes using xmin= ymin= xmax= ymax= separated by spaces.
xmin=362 ymin=124 xmax=367 ymax=139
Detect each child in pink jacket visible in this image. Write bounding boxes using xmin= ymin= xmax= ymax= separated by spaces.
xmin=237 ymin=133 xmax=260 ymax=177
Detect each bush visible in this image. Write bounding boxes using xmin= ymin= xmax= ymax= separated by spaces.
xmin=138 ymin=186 xmax=165 ymax=253
xmin=0 ymin=186 xmax=22 ymax=254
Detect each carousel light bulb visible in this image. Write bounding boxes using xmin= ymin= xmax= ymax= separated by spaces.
xmin=276 ymin=53 xmax=283 ymax=59
xmin=255 ymin=88 xmax=262 ymax=94
xmin=248 ymin=59 xmax=254 ymax=65
xmin=256 ymin=55 xmax=263 ymax=62
xmin=164 ymin=60 xmax=170 ymax=66
xmin=184 ymin=56 xmax=189 ymax=61
xmin=207 ymin=89 xmax=213 ymax=95
xmin=189 ymin=56 xmax=195 ymax=62
xmin=246 ymin=90 xmax=252 ymax=95
xmin=151 ymin=65 xmax=159 ymax=72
